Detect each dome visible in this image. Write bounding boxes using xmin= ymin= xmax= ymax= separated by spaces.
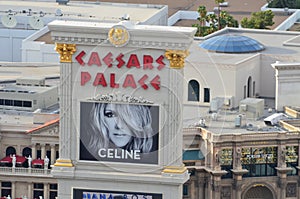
xmin=199 ymin=34 xmax=265 ymax=53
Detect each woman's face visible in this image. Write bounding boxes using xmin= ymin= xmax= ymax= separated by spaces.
xmin=104 ymin=104 xmax=132 ymax=148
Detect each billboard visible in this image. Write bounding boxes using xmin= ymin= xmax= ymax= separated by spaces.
xmin=80 ymin=101 xmax=159 ymax=164
xmin=73 ymin=189 xmax=163 ymax=199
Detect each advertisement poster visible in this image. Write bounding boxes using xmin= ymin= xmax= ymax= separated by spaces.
xmin=80 ymin=101 xmax=159 ymax=164
xmin=73 ymin=189 xmax=163 ymax=199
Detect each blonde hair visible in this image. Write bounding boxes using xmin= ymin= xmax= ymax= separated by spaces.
xmin=87 ymin=103 xmax=154 ymax=154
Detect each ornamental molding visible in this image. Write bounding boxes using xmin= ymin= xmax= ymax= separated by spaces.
xmin=51 ymin=36 xmax=189 ymax=49
xmin=55 ymin=43 xmax=76 ymax=63
xmin=108 ymin=25 xmax=130 ymax=47
xmin=89 ymin=92 xmax=153 ymax=104
xmin=165 ymin=49 xmax=189 ymax=69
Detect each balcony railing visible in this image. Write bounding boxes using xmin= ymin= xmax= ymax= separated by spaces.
xmin=0 ymin=167 xmax=51 ymax=176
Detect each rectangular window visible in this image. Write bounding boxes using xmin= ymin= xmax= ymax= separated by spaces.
xmin=34 ymin=183 xmax=44 ymax=199
xmin=23 ymin=101 xmax=32 ymax=107
xmin=0 ymin=99 xmax=4 ymax=105
xmin=183 ymin=184 xmax=189 ymax=196
xmin=1 ymin=182 xmax=12 ymax=199
xmin=4 ymin=99 xmax=13 ymax=106
xmin=204 ymin=88 xmax=210 ymax=103
xmin=14 ymin=100 xmax=22 ymax=107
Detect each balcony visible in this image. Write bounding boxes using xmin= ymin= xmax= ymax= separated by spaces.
xmin=0 ymin=167 xmax=52 ymax=176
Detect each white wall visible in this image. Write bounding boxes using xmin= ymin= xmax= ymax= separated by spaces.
xmin=0 ymin=29 xmax=35 ymax=62
xmin=273 ymin=63 xmax=300 ymax=111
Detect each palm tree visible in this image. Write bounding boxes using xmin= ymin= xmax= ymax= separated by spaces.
xmin=215 ymin=0 xmax=225 ymax=29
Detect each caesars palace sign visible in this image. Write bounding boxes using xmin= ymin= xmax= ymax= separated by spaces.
xmin=76 ymin=50 xmax=164 ymax=91
xmin=56 ymin=24 xmax=189 ymax=92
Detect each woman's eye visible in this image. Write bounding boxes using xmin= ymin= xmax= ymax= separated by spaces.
xmin=104 ymin=111 xmax=115 ymax=118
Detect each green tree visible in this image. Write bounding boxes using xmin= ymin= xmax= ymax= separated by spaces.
xmin=215 ymin=0 xmax=225 ymax=30
xmin=241 ymin=10 xmax=275 ymax=29
xmin=267 ymin=0 xmax=300 ymax=9
xmin=193 ymin=5 xmax=238 ymax=36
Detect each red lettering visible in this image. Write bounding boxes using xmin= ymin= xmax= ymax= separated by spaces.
xmin=110 ymin=73 xmax=119 ymax=88
xmin=127 ymin=54 xmax=140 ymax=69
xmin=138 ymin=75 xmax=148 ymax=89
xmin=76 ymin=51 xmax=86 ymax=66
xmin=116 ymin=53 xmax=125 ymax=68
xmin=81 ymin=72 xmax=91 ymax=86
xmin=103 ymin=52 xmax=113 ymax=67
xmin=93 ymin=73 xmax=107 ymax=87
xmin=123 ymin=74 xmax=137 ymax=88
xmin=156 ymin=55 xmax=165 ymax=70
xmin=88 ymin=52 xmax=102 ymax=66
xmin=143 ymin=55 xmax=154 ymax=70
xmin=150 ymin=75 xmax=160 ymax=90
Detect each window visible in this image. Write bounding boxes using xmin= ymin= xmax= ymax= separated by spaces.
xmin=286 ymin=146 xmax=298 ymax=176
xmin=50 ymin=184 xmax=58 ymax=199
xmin=14 ymin=100 xmax=22 ymax=107
xmin=188 ymin=80 xmax=200 ymax=101
xmin=204 ymin=88 xmax=210 ymax=102
xmin=1 ymin=182 xmax=11 ymax=197
xmin=34 ymin=183 xmax=44 ymax=199
xmin=23 ymin=101 xmax=32 ymax=107
xmin=219 ymin=148 xmax=233 ymax=179
xmin=4 ymin=99 xmax=13 ymax=106
xmin=183 ymin=184 xmax=189 ymax=196
xmin=241 ymin=147 xmax=277 ymax=177
xmin=253 ymin=81 xmax=256 ymax=97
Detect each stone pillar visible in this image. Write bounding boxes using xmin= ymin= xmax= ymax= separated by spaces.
xmin=163 ymin=49 xmax=188 ymax=168
xmin=53 ymin=43 xmax=76 ymax=168
xmin=50 ymin=144 xmax=56 ymax=165
xmin=210 ymin=171 xmax=227 ymax=199
xmin=41 ymin=144 xmax=46 ymax=160
xmin=27 ymin=183 xmax=32 ymax=199
xmin=44 ymin=183 xmax=49 ymax=199
xmin=231 ymin=170 xmax=248 ymax=199
xmin=31 ymin=144 xmax=36 ymax=159
xmin=276 ymin=167 xmax=292 ymax=199
xmin=11 ymin=181 xmax=16 ymax=199
xmin=197 ymin=176 xmax=205 ymax=199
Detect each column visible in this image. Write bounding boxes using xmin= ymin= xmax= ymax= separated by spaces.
xmin=31 ymin=144 xmax=36 ymax=159
xmin=197 ymin=177 xmax=205 ymax=199
xmin=27 ymin=183 xmax=32 ymax=199
xmin=41 ymin=144 xmax=46 ymax=159
xmin=44 ymin=183 xmax=49 ymax=199
xmin=162 ymin=50 xmax=189 ymax=179
xmin=54 ymin=43 xmax=76 ymax=168
xmin=50 ymin=144 xmax=56 ymax=165
xmin=11 ymin=181 xmax=16 ymax=199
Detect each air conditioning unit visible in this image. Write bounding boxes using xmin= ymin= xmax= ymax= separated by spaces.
xmin=224 ymin=98 xmax=230 ymax=106
xmin=240 ymin=104 xmax=247 ymax=111
xmin=264 ymin=113 xmax=288 ymax=126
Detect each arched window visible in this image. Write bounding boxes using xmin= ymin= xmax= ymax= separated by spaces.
xmin=22 ymin=147 xmax=32 ymax=157
xmin=6 ymin=146 xmax=16 ymax=156
xmin=188 ymin=80 xmax=200 ymax=101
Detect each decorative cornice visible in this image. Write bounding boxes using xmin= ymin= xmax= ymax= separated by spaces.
xmin=89 ymin=92 xmax=153 ymax=104
xmin=165 ymin=49 xmax=189 ymax=69
xmin=53 ymin=159 xmax=73 ymax=167
xmin=55 ymin=43 xmax=76 ymax=63
xmin=162 ymin=165 xmax=187 ymax=174
xmin=51 ymin=36 xmax=189 ymax=49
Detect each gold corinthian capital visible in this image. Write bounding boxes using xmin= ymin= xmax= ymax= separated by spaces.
xmin=165 ymin=49 xmax=189 ymax=69
xmin=55 ymin=43 xmax=76 ymax=63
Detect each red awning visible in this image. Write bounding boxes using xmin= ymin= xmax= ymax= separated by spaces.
xmin=0 ymin=156 xmax=11 ymax=163
xmin=32 ymin=159 xmax=44 ymax=166
xmin=0 ymin=155 xmax=26 ymax=164
xmin=16 ymin=155 xmax=26 ymax=164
